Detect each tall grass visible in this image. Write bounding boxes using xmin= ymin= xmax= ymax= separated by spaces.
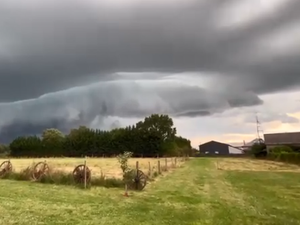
xmin=1 ymin=164 xmax=124 ymax=188
xmin=0 ymin=157 xmax=185 ymax=189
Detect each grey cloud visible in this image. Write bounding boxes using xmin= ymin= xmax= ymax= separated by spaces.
xmin=1 ymin=0 xmax=300 ymax=142
xmin=0 ymin=79 xmax=263 ymax=143
xmin=0 ymin=0 xmax=300 ymax=101
xmin=109 ymin=120 xmax=122 ymax=130
xmin=0 ymin=79 xmax=263 ymax=121
xmin=225 ymin=91 xmax=263 ymax=107
xmin=0 ymin=119 xmax=69 ymax=142
xmin=174 ymin=110 xmax=212 ymax=117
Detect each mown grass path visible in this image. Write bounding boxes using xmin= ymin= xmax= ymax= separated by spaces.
xmin=1 ymin=158 xmax=300 ymax=225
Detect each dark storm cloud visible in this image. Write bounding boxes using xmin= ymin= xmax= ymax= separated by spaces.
xmin=0 ymin=79 xmax=263 ymax=143
xmin=1 ymin=0 xmax=300 ymax=142
xmin=0 ymin=79 xmax=263 ymax=121
xmin=226 ymin=92 xmax=263 ymax=107
xmin=0 ymin=0 xmax=300 ymax=101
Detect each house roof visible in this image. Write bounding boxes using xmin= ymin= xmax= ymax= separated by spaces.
xmin=264 ymin=132 xmax=300 ymax=145
xmin=199 ymin=140 xmax=244 ymax=153
xmin=199 ymin=140 xmax=228 ymax=147
xmin=199 ymin=140 xmax=244 ymax=149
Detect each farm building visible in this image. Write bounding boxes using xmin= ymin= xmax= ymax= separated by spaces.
xmin=264 ymin=132 xmax=300 ymax=150
xmin=239 ymin=138 xmax=264 ymax=153
xmin=198 ymin=141 xmax=243 ymax=155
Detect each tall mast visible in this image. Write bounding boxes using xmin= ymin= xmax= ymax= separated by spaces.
xmin=255 ymin=112 xmax=264 ymax=142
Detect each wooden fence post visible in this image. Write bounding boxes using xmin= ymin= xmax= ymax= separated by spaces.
xmin=175 ymin=157 xmax=177 ymax=167
xmin=165 ymin=158 xmax=168 ymax=171
xmin=158 ymin=160 xmax=161 ymax=174
xmin=84 ymin=156 xmax=87 ymax=189
xmin=148 ymin=161 xmax=151 ymax=176
xmin=136 ymin=161 xmax=139 ymax=171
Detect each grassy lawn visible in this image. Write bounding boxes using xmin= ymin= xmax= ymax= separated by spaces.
xmin=1 ymin=158 xmax=300 ymax=225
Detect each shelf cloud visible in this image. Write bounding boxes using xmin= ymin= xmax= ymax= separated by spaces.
xmin=0 ymin=0 xmax=299 ymax=142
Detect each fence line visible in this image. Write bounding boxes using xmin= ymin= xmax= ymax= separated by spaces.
xmin=0 ymin=156 xmax=190 ymax=189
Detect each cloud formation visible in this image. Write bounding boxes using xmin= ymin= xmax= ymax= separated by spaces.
xmin=0 ymin=0 xmax=300 ymax=143
xmin=1 ymin=0 xmax=300 ymax=100
xmin=0 ymin=75 xmax=263 ymax=142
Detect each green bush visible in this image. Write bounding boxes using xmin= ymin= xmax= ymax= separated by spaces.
xmin=267 ymin=152 xmax=300 ymax=164
xmin=269 ymin=145 xmax=293 ymax=154
xmin=251 ymin=143 xmax=267 ymax=158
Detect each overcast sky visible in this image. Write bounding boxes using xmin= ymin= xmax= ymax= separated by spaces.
xmin=0 ymin=0 xmax=300 ymax=147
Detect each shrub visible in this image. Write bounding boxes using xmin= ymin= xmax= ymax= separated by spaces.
xmin=251 ymin=143 xmax=267 ymax=158
xmin=269 ymin=145 xmax=293 ymax=153
xmin=117 ymin=151 xmax=133 ymax=175
xmin=267 ymin=152 xmax=300 ymax=165
xmin=2 ymin=166 xmax=33 ymax=181
xmin=152 ymin=171 xmax=159 ymax=178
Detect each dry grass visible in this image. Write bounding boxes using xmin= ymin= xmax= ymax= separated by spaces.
xmin=3 ymin=157 xmax=182 ymax=179
xmin=215 ymin=157 xmax=300 ymax=172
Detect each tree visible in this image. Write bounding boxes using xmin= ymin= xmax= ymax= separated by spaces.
xmin=42 ymin=128 xmax=65 ymax=156
xmin=42 ymin=128 xmax=65 ymax=142
xmin=174 ymin=136 xmax=192 ymax=156
xmin=0 ymin=144 xmax=9 ymax=155
xmin=135 ymin=114 xmax=177 ymax=156
xmin=137 ymin=114 xmax=176 ymax=141
xmin=7 ymin=114 xmax=192 ymax=158
xmin=251 ymin=143 xmax=267 ymax=158
xmin=63 ymin=126 xmax=96 ymax=157
xmin=10 ymin=136 xmax=43 ymax=157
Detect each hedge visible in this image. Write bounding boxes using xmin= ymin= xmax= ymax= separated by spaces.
xmin=267 ymin=152 xmax=300 ymax=164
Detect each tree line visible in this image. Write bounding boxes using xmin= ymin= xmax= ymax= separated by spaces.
xmin=6 ymin=114 xmax=193 ymax=157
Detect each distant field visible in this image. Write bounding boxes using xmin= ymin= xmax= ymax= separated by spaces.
xmin=1 ymin=157 xmax=300 ymax=225
xmin=215 ymin=157 xmax=300 ymax=172
xmin=2 ymin=157 xmax=180 ymax=178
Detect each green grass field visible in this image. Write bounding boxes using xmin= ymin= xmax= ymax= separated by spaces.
xmin=1 ymin=158 xmax=300 ymax=225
